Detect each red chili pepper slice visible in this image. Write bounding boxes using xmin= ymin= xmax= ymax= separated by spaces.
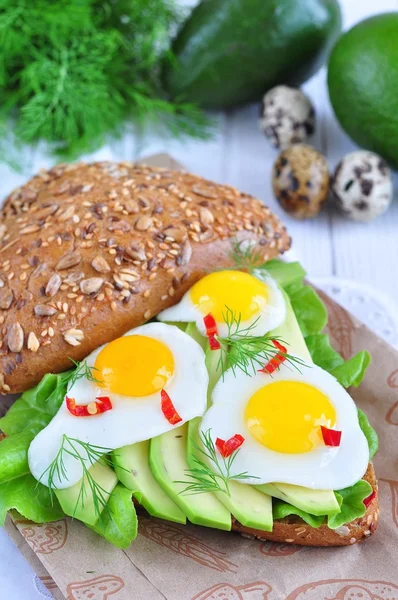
xmin=66 ymin=396 xmax=112 ymax=417
xmin=321 ymin=425 xmax=342 ymax=447
xmin=203 ymin=313 xmax=221 ymax=351
xmin=161 ymin=389 xmax=182 ymax=425
xmin=363 ymin=490 xmax=376 ymax=508
xmin=258 ymin=339 xmax=288 ymax=374
xmin=215 ymin=434 xmax=245 ymax=458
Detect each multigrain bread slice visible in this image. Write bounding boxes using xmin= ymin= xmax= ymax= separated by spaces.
xmin=232 ymin=463 xmax=379 ymax=546
xmin=0 ymin=162 xmax=290 ymax=394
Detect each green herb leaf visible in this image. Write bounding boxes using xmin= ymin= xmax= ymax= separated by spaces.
xmin=0 ymin=474 xmax=63 ymax=527
xmin=0 ymin=0 xmax=210 ymax=160
xmin=358 ymin=409 xmax=379 ymax=460
xmin=90 ymin=484 xmax=138 ymax=549
xmin=273 ymin=499 xmax=325 ymax=528
xmin=216 ymin=307 xmax=306 ymax=379
xmin=305 ymin=334 xmax=371 ymax=388
xmin=0 ymin=373 xmax=66 ymax=436
xmin=328 ymin=480 xmax=372 ymax=529
xmin=40 ymin=435 xmax=114 ymax=522
xmin=176 ymin=429 xmax=258 ymax=496
xmin=0 ymin=431 xmax=34 ymax=483
xmin=331 ymin=352 xmax=371 ymax=388
xmin=229 ymin=241 xmax=306 ymax=289
xmin=289 ymin=286 xmax=328 ymax=336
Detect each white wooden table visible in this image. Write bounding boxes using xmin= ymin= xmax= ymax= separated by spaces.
xmin=1 ymin=1 xmax=398 ymax=598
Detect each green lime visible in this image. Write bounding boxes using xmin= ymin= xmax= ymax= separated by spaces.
xmin=328 ymin=13 xmax=398 ymax=170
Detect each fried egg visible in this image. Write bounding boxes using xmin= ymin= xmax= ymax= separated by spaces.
xmin=29 ymin=323 xmax=208 ymax=489
xmin=200 ymin=360 xmax=369 ymax=490
xmin=158 ymin=270 xmax=286 ymax=338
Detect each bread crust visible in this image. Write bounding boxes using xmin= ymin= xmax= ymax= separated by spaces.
xmin=231 ymin=463 xmax=379 ymax=546
xmin=0 ymin=162 xmax=290 ymax=394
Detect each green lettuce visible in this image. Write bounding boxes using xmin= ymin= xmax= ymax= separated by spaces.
xmin=328 ymin=480 xmax=372 ymax=529
xmin=305 ymin=334 xmax=371 ymax=388
xmin=263 ymin=259 xmax=306 ymax=290
xmin=289 ymin=286 xmax=328 ymax=336
xmin=90 ymin=484 xmax=138 ymax=548
xmin=0 ymin=373 xmax=67 ymax=436
xmin=0 ymin=429 xmax=63 ymax=525
xmin=358 ymin=409 xmax=379 ymax=460
xmin=273 ymin=499 xmax=324 ymax=528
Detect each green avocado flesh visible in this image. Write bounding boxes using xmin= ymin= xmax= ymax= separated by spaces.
xmin=257 ymin=482 xmax=339 ymax=516
xmin=270 ymin=291 xmax=312 ymax=362
xmin=112 ymin=442 xmax=186 ymax=524
xmin=187 ymin=417 xmax=273 ymax=531
xmin=149 ymin=424 xmax=231 ymax=530
xmin=55 ymin=461 xmax=117 ymax=526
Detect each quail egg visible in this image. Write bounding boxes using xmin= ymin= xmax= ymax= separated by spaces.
xmin=272 ymin=144 xmax=330 ymax=219
xmin=332 ymin=151 xmax=393 ymax=222
xmin=259 ymin=86 xmax=316 ymax=149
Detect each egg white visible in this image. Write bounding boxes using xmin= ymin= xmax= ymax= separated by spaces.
xmin=158 ymin=270 xmax=286 ymax=338
xmin=29 ymin=323 xmax=208 ymax=489
xmin=200 ymin=359 xmax=369 ymax=490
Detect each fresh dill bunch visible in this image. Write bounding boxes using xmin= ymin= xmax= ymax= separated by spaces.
xmin=0 ymin=0 xmax=212 ymax=159
xmin=176 ymin=429 xmax=257 ymax=496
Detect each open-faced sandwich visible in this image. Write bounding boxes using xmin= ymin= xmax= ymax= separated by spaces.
xmin=0 ymin=162 xmax=378 ymax=549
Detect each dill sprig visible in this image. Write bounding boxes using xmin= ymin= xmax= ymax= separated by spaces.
xmin=63 ymin=359 xmax=103 ymax=390
xmin=216 ymin=307 xmax=307 ymax=379
xmin=175 ymin=429 xmax=258 ymax=496
xmin=229 ymin=239 xmax=269 ymax=274
xmin=39 ymin=434 xmax=114 ymax=520
xmin=45 ymin=359 xmax=103 ymax=406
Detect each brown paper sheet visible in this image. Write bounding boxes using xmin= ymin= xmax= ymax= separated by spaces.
xmin=2 ymin=154 xmax=398 ymax=600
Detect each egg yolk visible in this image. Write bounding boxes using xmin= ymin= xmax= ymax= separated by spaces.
xmin=244 ymin=381 xmax=336 ymax=454
xmin=190 ymin=270 xmax=269 ymax=322
xmin=94 ymin=335 xmax=175 ymax=397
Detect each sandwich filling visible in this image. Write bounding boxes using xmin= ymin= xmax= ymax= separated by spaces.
xmin=0 ymin=253 xmax=378 ymax=549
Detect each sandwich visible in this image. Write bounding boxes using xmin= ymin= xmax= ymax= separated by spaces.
xmin=0 ymin=162 xmax=378 ymax=550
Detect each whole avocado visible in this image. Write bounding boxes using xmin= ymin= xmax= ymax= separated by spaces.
xmin=165 ymin=0 xmax=342 ymax=109
xmin=328 ymin=13 xmax=398 ymax=170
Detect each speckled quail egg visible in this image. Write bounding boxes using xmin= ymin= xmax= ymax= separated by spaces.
xmin=332 ymin=151 xmax=393 ymax=222
xmin=272 ymin=144 xmax=330 ymax=219
xmin=259 ymin=86 xmax=316 ymax=149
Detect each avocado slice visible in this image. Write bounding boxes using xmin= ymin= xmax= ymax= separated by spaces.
xmin=185 ymin=321 xmax=207 ymax=351
xmin=257 ymin=482 xmax=340 ymax=516
xmin=55 ymin=461 xmax=117 ymax=526
xmin=149 ymin=424 xmax=231 ymax=530
xmin=270 ymin=291 xmax=312 ymax=362
xmin=187 ymin=419 xmax=273 ymax=532
xmin=112 ymin=442 xmax=186 ymax=524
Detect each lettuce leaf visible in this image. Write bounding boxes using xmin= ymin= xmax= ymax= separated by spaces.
xmin=0 ymin=373 xmax=66 ymax=436
xmin=273 ymin=499 xmax=325 ymax=528
xmin=331 ymin=352 xmax=371 ymax=388
xmin=263 ymin=259 xmax=306 ymax=290
xmin=0 ymin=475 xmax=64 ymax=526
xmin=328 ymin=480 xmax=372 ymax=529
xmin=0 ymin=431 xmax=35 ymax=483
xmin=358 ymin=409 xmax=379 ymax=460
xmin=90 ymin=484 xmax=137 ymax=548
xmin=305 ymin=334 xmax=371 ymax=388
xmin=289 ymin=286 xmax=328 ymax=336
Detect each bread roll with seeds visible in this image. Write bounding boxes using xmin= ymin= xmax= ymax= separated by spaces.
xmin=0 ymin=161 xmax=290 ymax=394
